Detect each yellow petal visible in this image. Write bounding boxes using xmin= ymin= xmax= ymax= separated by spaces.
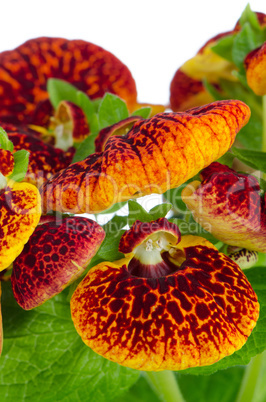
xmin=0 ymin=180 xmax=41 ymax=271
xmin=181 ymin=45 xmax=237 ymax=82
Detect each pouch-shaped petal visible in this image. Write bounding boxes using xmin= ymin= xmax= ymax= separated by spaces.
xmin=71 ymin=219 xmax=259 ymax=371
xmin=49 ymin=101 xmax=90 ymax=150
xmin=40 ymin=100 xmax=250 ymax=214
xmin=0 ymin=37 xmax=137 ymax=125
xmin=245 ymin=42 xmax=266 ymax=96
xmin=94 ymin=116 xmax=143 ymax=152
xmin=5 ymin=128 xmax=74 ymax=186
xmin=170 ymin=69 xmax=214 ymax=112
xmin=11 ymin=216 xmax=105 ymax=310
xmin=0 ymin=149 xmax=14 ymax=177
xmin=182 ymin=162 xmax=266 ymax=252
xmin=0 ymin=180 xmax=41 ymax=271
xmin=170 ymin=12 xmax=266 ymax=111
xmin=170 ymin=31 xmax=235 ymax=111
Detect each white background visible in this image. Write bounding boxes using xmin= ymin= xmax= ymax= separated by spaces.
xmin=1 ymin=0 xmax=265 ymax=106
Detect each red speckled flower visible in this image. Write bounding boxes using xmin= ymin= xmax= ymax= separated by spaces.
xmin=0 ymin=122 xmax=74 ymax=187
xmin=11 ymin=216 xmax=105 ymax=310
xmin=170 ymin=12 xmax=266 ymax=111
xmin=182 ymin=162 xmax=266 ymax=253
xmin=170 ymin=31 xmax=237 ymax=112
xmin=40 ymin=100 xmax=250 ymax=214
xmin=95 ymin=116 xmax=143 ymax=153
xmin=0 ymin=179 xmax=41 ymax=271
xmin=0 ymin=149 xmax=14 ymax=177
xmin=49 ymin=101 xmax=90 ymax=150
xmin=71 ymin=218 xmax=259 ymax=371
xmin=245 ymin=42 xmax=266 ymax=96
xmin=0 ymin=37 xmax=137 ymax=126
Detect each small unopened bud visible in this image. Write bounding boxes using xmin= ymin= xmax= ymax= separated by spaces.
xmin=228 ymin=248 xmax=258 ymax=270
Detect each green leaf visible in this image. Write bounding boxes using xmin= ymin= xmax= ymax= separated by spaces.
xmin=217 ymin=151 xmax=235 ymax=167
xmin=204 ymin=78 xmax=262 ymax=151
xmin=177 ymin=266 xmax=266 ymax=375
xmin=177 ymin=366 xmax=245 ymax=402
xmin=0 ymin=126 xmax=13 ymax=151
xmin=113 ymin=375 xmax=161 ymax=402
xmin=232 ymin=23 xmax=265 ymax=70
xmin=76 ymin=91 xmax=99 ymax=135
xmin=127 ymin=200 xmax=153 ymax=227
xmin=47 ymin=78 xmax=100 ymax=142
xmin=211 ymin=34 xmax=236 ymax=63
xmin=98 ymin=93 xmax=129 ymax=130
xmin=9 ymin=150 xmax=29 ymax=182
xmin=231 ymin=147 xmax=266 ymax=172
xmin=202 ymin=79 xmax=224 ymax=101
xmin=0 ymin=282 xmax=139 ymax=402
xmin=102 ymin=214 xmax=128 ymax=234
xmin=115 ymin=361 xmax=245 ymax=402
xmin=149 ymin=203 xmax=172 ymax=220
xmin=127 ymin=200 xmax=173 ymax=227
xmin=97 ymin=201 xmax=127 ymax=215
xmin=236 ymin=113 xmax=262 ymax=151
xmin=164 ymin=176 xmax=200 ymax=215
xmin=239 ymin=4 xmax=261 ymax=30
xmin=169 ymin=217 xmax=219 ymax=245
xmin=92 ymin=98 xmax=102 ymax=112
xmin=47 ymin=78 xmax=79 ymax=109
xmin=131 ymin=107 xmax=151 ymax=119
xmin=97 ymin=229 xmax=126 ymax=261
xmin=96 ymin=215 xmax=128 ymax=261
xmin=72 ymin=132 xmax=98 ymax=163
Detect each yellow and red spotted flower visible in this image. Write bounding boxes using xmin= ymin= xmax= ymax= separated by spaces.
xmin=94 ymin=115 xmax=143 ymax=153
xmin=0 ymin=159 xmax=41 ymax=271
xmin=0 ymin=37 xmax=138 ymax=126
xmin=1 ymin=122 xmax=75 ymax=187
xmin=182 ymin=162 xmax=266 ymax=253
xmin=48 ymin=101 xmax=90 ymax=150
xmin=0 ymin=148 xmax=14 ymax=177
xmin=71 ymin=218 xmax=259 ymax=371
xmin=40 ymin=100 xmax=250 ymax=214
xmin=245 ymin=42 xmax=266 ymax=96
xmin=11 ymin=216 xmax=105 ymax=310
xmin=170 ymin=12 xmax=266 ymax=111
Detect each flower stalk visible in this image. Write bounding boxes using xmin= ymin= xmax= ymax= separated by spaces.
xmin=262 ymin=95 xmax=266 ymax=153
xmin=236 ymin=350 xmax=266 ymax=402
xmin=144 ymin=371 xmax=185 ymax=402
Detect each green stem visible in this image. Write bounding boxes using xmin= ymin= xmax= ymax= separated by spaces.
xmin=235 ymin=350 xmax=266 ymax=402
xmin=144 ymin=371 xmax=185 ymax=402
xmin=262 ymin=95 xmax=266 ymax=153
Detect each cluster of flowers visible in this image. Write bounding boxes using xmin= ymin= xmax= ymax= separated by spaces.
xmin=0 ymin=8 xmax=265 ymax=372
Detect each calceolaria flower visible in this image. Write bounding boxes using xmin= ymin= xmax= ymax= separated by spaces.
xmin=71 ymin=218 xmax=259 ymax=371
xmin=11 ymin=216 xmax=105 ymax=310
xmin=0 ymin=37 xmax=138 ymax=126
xmin=245 ymin=42 xmax=266 ymax=96
xmin=40 ymin=100 xmax=250 ymax=214
xmin=0 ymin=122 xmax=74 ymax=187
xmin=181 ymin=162 xmax=266 ymax=253
xmin=170 ymin=11 xmax=266 ymax=111
xmin=0 ymin=149 xmax=41 ymax=271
